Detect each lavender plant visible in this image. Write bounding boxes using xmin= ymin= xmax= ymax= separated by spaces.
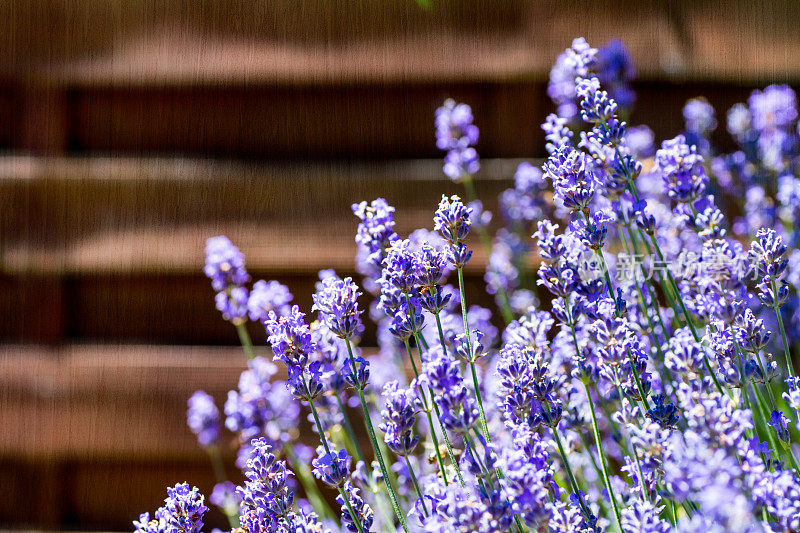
xmin=133 ymin=37 xmax=800 ymax=532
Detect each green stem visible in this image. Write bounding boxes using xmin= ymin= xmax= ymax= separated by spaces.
xmin=235 ymin=322 xmax=255 ymax=359
xmin=344 ymin=338 xmax=410 ymax=532
xmin=646 ymin=233 xmax=726 ymax=396
xmin=336 ymin=394 xmax=365 ymax=464
xmin=774 ymin=300 xmax=796 ymax=378
xmin=582 ymin=380 xmax=624 ymax=531
xmin=457 ymin=266 xmax=491 ymax=440
xmin=433 ymin=311 xmax=468 ymax=487
xmin=404 ymin=455 xmax=429 ymax=516
xmin=403 ymin=339 xmax=450 ymax=485
xmin=750 ymin=379 xmax=781 ymax=463
xmin=305 ymin=387 xmax=363 ymax=530
xmin=552 ymin=429 xmax=583 ymax=499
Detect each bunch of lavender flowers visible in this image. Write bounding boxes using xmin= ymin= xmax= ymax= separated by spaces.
xmin=140 ymin=35 xmax=800 ymax=533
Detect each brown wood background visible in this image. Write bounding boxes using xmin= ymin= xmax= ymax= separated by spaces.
xmin=1 ymin=0 xmax=799 ymax=530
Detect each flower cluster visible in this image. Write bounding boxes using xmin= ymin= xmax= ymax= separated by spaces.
xmin=142 ymin=36 xmax=800 ymax=533
xmin=435 ymin=99 xmax=480 ymax=182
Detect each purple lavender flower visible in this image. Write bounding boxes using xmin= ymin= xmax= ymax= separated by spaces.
xmin=547 ymin=38 xmax=599 ymax=120
xmin=417 ymin=242 xmax=448 ymax=289
xmin=214 ymin=286 xmax=248 ymax=324
xmin=596 ymin=39 xmax=636 ymax=111
xmin=684 ymin=98 xmax=717 ymax=137
xmin=751 ymin=468 xmax=800 ymax=531
xmin=434 ymin=195 xmax=472 ymax=245
xmin=343 ymin=355 xmax=370 ymax=390
xmin=286 ymin=361 xmax=325 ymax=401
xmin=768 ymin=409 xmax=791 ymax=443
xmin=336 ymin=481 xmax=373 ymax=533
xmin=238 ymin=437 xmax=295 ymax=521
xmin=312 ymin=276 xmax=363 ymax=339
xmin=163 ymin=483 xmax=208 ymax=533
xmin=435 ymin=99 xmax=479 ymax=151
xmin=420 ymin=346 xmax=478 ymax=434
xmin=576 ymin=76 xmax=618 ymax=125
xmin=653 ymin=135 xmax=709 ymax=203
xmin=312 ymin=448 xmax=351 ymax=487
xmin=379 ymin=381 xmax=420 ymax=456
xmin=620 ymin=500 xmax=670 ymax=533
xmin=498 ymin=428 xmax=553 ymax=527
xmin=734 ymin=308 xmax=771 ymax=353
xmin=645 ymin=393 xmax=679 ymax=429
xmin=748 ymin=84 xmax=797 ymax=132
xmin=579 ymin=212 xmax=610 ymax=250
xmin=436 ymin=99 xmax=481 ymax=182
xmin=379 ymin=239 xmax=422 ymax=295
xmin=186 ymin=390 xmax=220 ymax=448
xmin=542 ymin=144 xmax=598 ymax=213
xmin=204 ymin=236 xmax=250 ymax=292
xmin=443 ymin=146 xmax=480 ymax=182
xmin=543 ymin=114 xmax=574 ymax=153
xmin=352 ymin=198 xmax=399 ymax=288
xmin=265 ymin=305 xmax=315 ymax=367
xmin=224 ymin=356 xmax=299 ymax=457
xmin=133 ymin=511 xmax=166 ymax=533
xmin=749 ymin=228 xmax=790 ymax=308
xmin=248 ymin=280 xmax=293 ymax=322
xmin=625 ymin=125 xmax=655 ymax=158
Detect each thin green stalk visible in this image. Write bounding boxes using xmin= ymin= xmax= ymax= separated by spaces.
xmin=582 ymin=380 xmax=624 ymax=531
xmin=552 ymin=429 xmax=584 ymax=500
xmin=620 ymin=223 xmax=671 ymax=368
xmin=337 ymin=486 xmax=367 ymax=533
xmin=749 ymin=379 xmax=781 ymax=460
xmin=305 ymin=385 xmax=364 ymax=532
xmin=752 ymin=350 xmax=779 ymax=411
xmin=235 ymin=322 xmax=255 ymax=359
xmin=457 ymin=266 xmax=491 ymax=440
xmin=404 ymin=455 xmax=429 ymax=516
xmin=611 ymin=369 xmax=650 ymax=504
xmin=344 ymin=338 xmax=410 ymax=532
xmin=336 ymin=395 xmax=365 ymax=463
xmin=403 ymin=339 xmax=450 ymax=485
xmin=433 ymin=311 xmax=468 ymax=487
xmin=773 ymin=297 xmax=796 ymax=378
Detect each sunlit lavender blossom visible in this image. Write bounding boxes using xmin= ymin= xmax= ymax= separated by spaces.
xmin=162 ymin=483 xmax=208 ymax=533
xmin=379 ymin=381 xmax=420 ymax=456
xmin=312 ymin=276 xmax=363 ymax=339
xmin=312 ymin=448 xmax=351 ymax=487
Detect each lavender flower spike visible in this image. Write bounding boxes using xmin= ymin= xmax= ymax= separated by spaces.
xmin=312 ymin=276 xmax=363 ymax=339
xmin=186 ymin=391 xmax=220 ymax=448
xmin=204 ymin=236 xmax=249 ymax=292
xmin=163 ymin=483 xmax=208 ymax=533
